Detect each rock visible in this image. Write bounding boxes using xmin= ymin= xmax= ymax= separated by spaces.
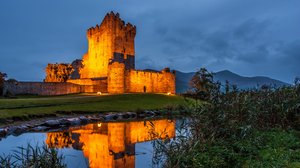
xmin=79 ymin=116 xmax=90 ymax=124
xmin=7 ymin=125 xmax=28 ymax=136
xmin=104 ymin=114 xmax=118 ymax=121
xmin=0 ymin=128 xmax=7 ymax=137
xmin=137 ymin=113 xmax=146 ymax=118
xmin=59 ymin=119 xmax=71 ymax=126
xmin=32 ymin=126 xmax=50 ymax=132
xmin=154 ymin=111 xmax=161 ymax=116
xmin=67 ymin=118 xmax=81 ymax=125
xmin=6 ymin=126 xmax=17 ymax=135
xmin=43 ymin=120 xmax=60 ymax=127
xmin=15 ymin=125 xmax=28 ymax=135
xmin=91 ymin=115 xmax=104 ymax=122
xmin=146 ymin=111 xmax=155 ymax=117
xmin=119 ymin=113 xmax=130 ymax=119
xmin=127 ymin=112 xmax=137 ymax=118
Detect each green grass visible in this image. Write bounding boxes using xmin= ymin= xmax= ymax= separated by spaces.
xmin=0 ymin=93 xmax=184 ymax=119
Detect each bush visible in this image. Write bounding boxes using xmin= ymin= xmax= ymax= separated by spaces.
xmin=153 ymin=68 xmax=300 ymax=167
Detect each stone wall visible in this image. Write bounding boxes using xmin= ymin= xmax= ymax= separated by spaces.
xmin=125 ymin=69 xmax=176 ymax=94
xmin=3 ymin=82 xmax=81 ymax=96
xmin=68 ymin=78 xmax=108 ymax=93
xmin=107 ymin=62 xmax=125 ymax=93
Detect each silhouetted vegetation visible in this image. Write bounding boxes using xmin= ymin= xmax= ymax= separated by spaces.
xmin=0 ymin=72 xmax=7 ymax=96
xmin=154 ymin=68 xmax=300 ymax=167
xmin=0 ymin=144 xmax=66 ymax=168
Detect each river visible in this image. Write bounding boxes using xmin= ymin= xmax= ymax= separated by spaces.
xmin=0 ymin=118 xmax=179 ymax=168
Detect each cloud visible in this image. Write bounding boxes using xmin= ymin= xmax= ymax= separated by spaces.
xmin=0 ymin=0 xmax=300 ymax=83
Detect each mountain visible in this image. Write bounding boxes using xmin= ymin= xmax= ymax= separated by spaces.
xmin=176 ymin=70 xmax=290 ymax=93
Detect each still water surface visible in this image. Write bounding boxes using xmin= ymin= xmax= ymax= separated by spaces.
xmin=0 ymin=119 xmax=177 ymax=168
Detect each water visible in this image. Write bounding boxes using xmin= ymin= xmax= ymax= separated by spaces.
xmin=0 ymin=118 xmax=177 ymax=168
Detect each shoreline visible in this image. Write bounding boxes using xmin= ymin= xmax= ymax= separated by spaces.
xmin=0 ymin=109 xmax=182 ymax=140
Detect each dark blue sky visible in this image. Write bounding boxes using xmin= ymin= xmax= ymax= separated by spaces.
xmin=0 ymin=0 xmax=299 ymax=83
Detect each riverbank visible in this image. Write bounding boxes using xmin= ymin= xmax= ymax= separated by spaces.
xmin=0 ymin=109 xmax=182 ymax=140
xmin=0 ymin=93 xmax=184 ymax=125
xmin=153 ymin=71 xmax=300 ymax=167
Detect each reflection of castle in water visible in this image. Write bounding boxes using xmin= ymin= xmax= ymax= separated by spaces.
xmin=46 ymin=119 xmax=175 ymax=168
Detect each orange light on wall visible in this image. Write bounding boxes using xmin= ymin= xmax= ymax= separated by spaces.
xmin=97 ymin=92 xmax=102 ymax=95
xmin=167 ymin=92 xmax=171 ymax=95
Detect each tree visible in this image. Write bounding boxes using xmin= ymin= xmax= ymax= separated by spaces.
xmin=6 ymin=78 xmax=18 ymax=83
xmin=0 ymin=72 xmax=7 ymax=96
xmin=44 ymin=63 xmax=74 ymax=82
xmin=189 ymin=68 xmax=216 ymax=100
xmin=294 ymin=76 xmax=300 ymax=96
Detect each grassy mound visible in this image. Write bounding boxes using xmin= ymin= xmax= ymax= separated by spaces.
xmin=0 ymin=93 xmax=184 ymax=120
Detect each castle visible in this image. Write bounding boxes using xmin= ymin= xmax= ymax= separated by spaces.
xmin=3 ymin=12 xmax=175 ymax=96
xmin=46 ymin=11 xmax=175 ymax=94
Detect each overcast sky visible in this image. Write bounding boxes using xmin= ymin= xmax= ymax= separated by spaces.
xmin=0 ymin=0 xmax=299 ymax=83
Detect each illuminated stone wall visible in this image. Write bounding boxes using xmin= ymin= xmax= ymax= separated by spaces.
xmin=3 ymin=82 xmax=81 ymax=96
xmin=80 ymin=12 xmax=136 ymax=78
xmin=68 ymin=78 xmax=108 ymax=93
xmin=107 ymin=62 xmax=125 ymax=93
xmin=107 ymin=64 xmax=176 ymax=94
xmin=125 ymin=69 xmax=176 ymax=94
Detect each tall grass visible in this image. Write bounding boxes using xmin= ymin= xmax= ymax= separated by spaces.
xmin=0 ymin=144 xmax=66 ymax=168
xmin=153 ymin=77 xmax=300 ymax=167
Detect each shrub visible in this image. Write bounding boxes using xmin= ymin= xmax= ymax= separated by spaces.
xmin=154 ymin=68 xmax=300 ymax=167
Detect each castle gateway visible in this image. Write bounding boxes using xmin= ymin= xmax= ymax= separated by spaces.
xmin=45 ymin=12 xmax=175 ymax=94
xmin=3 ymin=12 xmax=175 ymax=96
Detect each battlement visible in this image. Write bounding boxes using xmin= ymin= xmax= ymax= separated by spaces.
xmin=87 ymin=11 xmax=136 ymax=38
xmin=81 ymin=11 xmax=137 ymax=78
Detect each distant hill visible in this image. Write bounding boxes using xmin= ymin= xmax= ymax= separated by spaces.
xmin=176 ymin=70 xmax=290 ymax=93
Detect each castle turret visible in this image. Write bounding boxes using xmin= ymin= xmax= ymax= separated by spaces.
xmin=80 ymin=12 xmax=136 ymax=79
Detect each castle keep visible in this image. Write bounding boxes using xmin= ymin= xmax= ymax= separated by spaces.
xmin=4 ymin=12 xmax=175 ymax=95
xmin=80 ymin=12 xmax=136 ymax=78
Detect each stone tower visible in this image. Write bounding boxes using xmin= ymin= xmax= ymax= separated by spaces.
xmin=39 ymin=11 xmax=176 ymax=96
xmin=80 ymin=11 xmax=136 ymax=78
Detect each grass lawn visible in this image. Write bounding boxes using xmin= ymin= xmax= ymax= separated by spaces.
xmin=0 ymin=93 xmax=184 ymax=119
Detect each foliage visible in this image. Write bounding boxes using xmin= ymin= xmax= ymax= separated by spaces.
xmin=6 ymin=78 xmax=18 ymax=83
xmin=154 ymin=128 xmax=300 ymax=168
xmin=0 ymin=143 xmax=66 ymax=168
xmin=44 ymin=63 xmax=74 ymax=82
xmin=188 ymin=68 xmax=220 ymax=101
xmin=0 ymin=72 xmax=7 ymax=96
xmin=154 ymin=68 xmax=300 ymax=167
